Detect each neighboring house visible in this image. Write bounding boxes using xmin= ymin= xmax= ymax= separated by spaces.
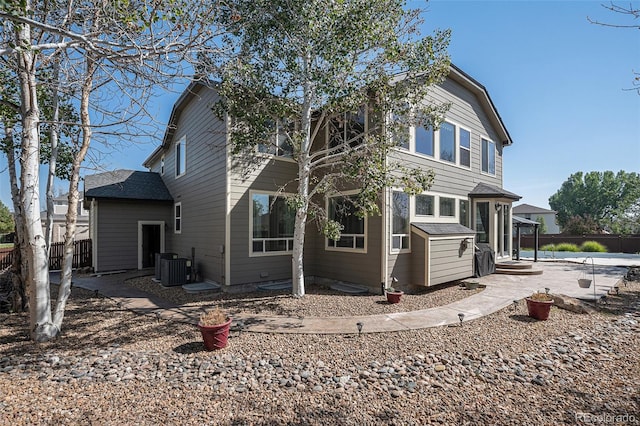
xmin=40 ymin=194 xmax=89 ymax=243
xmin=512 ymin=204 xmax=560 ymax=234
xmin=84 ymin=64 xmax=520 ymax=292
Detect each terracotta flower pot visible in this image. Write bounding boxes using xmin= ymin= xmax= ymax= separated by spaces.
xmin=198 ymin=317 xmax=232 ymax=351
xmin=386 ymin=291 xmax=403 ymax=304
xmin=526 ymin=298 xmax=553 ymax=321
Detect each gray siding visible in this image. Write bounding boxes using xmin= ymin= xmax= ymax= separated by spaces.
xmin=228 ymin=159 xmax=299 ymax=285
xmin=389 ymin=76 xmax=504 ymax=198
xmin=428 ymin=238 xmax=474 ymax=286
xmin=386 ymin=75 xmax=508 ymax=287
xmin=410 ymin=232 xmax=426 ymax=286
xmin=95 ymin=200 xmax=171 ymax=272
xmin=150 ymin=86 xmax=228 ymax=283
xmin=307 ymin=213 xmax=382 ymax=291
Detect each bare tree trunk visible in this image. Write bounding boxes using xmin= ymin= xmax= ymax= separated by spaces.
xmin=52 ymin=57 xmax=95 ymax=329
xmin=3 ymin=127 xmax=27 ymax=312
xmin=291 ymin=65 xmax=314 ymax=298
xmin=44 ymin=59 xmax=61 ymax=253
xmin=15 ymin=3 xmax=56 ymax=341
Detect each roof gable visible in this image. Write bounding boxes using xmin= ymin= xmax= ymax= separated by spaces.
xmin=468 ymin=182 xmax=521 ymax=201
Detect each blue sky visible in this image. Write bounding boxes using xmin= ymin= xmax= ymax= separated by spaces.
xmin=421 ymin=0 xmax=640 ymax=208
xmin=1 ymin=0 xmax=638 ymax=210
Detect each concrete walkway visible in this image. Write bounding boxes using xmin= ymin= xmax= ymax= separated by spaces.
xmin=59 ymin=259 xmax=633 ymax=335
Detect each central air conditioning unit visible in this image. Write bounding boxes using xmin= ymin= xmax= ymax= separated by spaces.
xmin=161 ymin=257 xmax=188 ymax=287
xmin=155 ymin=253 xmax=177 ymax=280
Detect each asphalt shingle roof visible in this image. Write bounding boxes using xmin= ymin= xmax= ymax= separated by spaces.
xmin=468 ymin=182 xmax=521 ymax=200
xmin=84 ymin=170 xmax=173 ymax=202
xmin=512 ymin=203 xmax=556 ymax=214
xmin=411 ymin=223 xmax=476 ymax=235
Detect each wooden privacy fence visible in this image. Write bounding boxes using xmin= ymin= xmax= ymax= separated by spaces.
xmin=0 ymin=239 xmax=92 ymax=271
xmin=515 ymin=234 xmax=640 ymax=254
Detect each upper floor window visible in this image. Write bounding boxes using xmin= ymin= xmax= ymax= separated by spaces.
xmin=392 ymin=191 xmax=410 ymax=251
xmin=258 ymin=120 xmax=294 ymax=158
xmin=415 ymin=125 xmax=434 ymax=157
xmin=390 ymin=108 xmax=410 ymax=150
xmin=251 ymin=192 xmax=295 ymax=255
xmin=176 ymin=136 xmax=186 ymax=177
xmin=329 ymin=109 xmax=365 ymax=149
xmin=174 ymin=202 xmax=182 ymax=234
xmin=482 ymin=138 xmax=496 ymax=175
xmin=326 ymin=195 xmax=366 ymax=252
xmin=439 ymin=122 xmax=456 ymax=163
xmin=415 ymin=194 xmax=434 ymax=216
xmin=459 ymin=128 xmax=471 ymax=168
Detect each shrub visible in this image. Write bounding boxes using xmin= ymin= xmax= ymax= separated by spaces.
xmin=580 ymin=241 xmax=607 ymax=252
xmin=555 ymin=243 xmax=580 ymax=252
xmin=540 ymin=244 xmax=556 ymax=251
xmin=199 ymin=308 xmax=228 ymax=326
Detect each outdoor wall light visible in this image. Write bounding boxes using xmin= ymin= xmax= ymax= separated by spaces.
xmin=356 ymin=322 xmax=363 ymax=336
xmin=458 ymin=313 xmax=464 ymax=326
xmin=545 ymin=287 xmax=550 ymax=295
xmin=495 ymin=202 xmax=502 ymax=211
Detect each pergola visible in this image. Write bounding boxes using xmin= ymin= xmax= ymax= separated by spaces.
xmin=512 ymin=215 xmax=540 ymax=262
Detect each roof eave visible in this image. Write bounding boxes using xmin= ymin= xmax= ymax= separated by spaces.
xmin=449 ymin=64 xmax=513 ymax=147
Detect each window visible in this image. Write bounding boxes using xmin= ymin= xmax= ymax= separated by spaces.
xmin=327 ymin=196 xmax=366 ymax=251
xmin=160 ymin=155 xmax=165 ymax=175
xmin=392 ymin=191 xmax=410 ymax=250
xmin=475 ymin=202 xmax=490 ymax=243
xmin=439 ymin=122 xmax=456 ymax=163
xmin=439 ymin=197 xmax=456 ymax=217
xmin=459 ymin=199 xmax=469 ymax=227
xmin=415 ymin=125 xmax=434 ymax=156
xmin=176 ymin=136 xmax=186 ymax=177
xmin=391 ymin=109 xmax=410 ymax=150
xmin=329 ymin=109 xmax=365 ymax=149
xmin=415 ymin=194 xmax=434 ymax=216
xmin=459 ymin=128 xmax=471 ymax=167
xmin=251 ymin=192 xmax=295 ymax=255
xmin=482 ymin=138 xmax=495 ymax=175
xmin=258 ymin=120 xmax=294 ymax=157
xmin=174 ymin=202 xmax=182 ymax=234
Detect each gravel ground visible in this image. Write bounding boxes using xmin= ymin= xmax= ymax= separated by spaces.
xmin=0 ymin=270 xmax=638 ymax=425
xmin=124 ymin=276 xmax=484 ymax=317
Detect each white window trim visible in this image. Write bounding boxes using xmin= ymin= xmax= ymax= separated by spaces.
xmin=249 ymin=190 xmax=295 ymax=257
xmin=256 ymin=120 xmax=297 ymax=161
xmin=410 ymin=191 xmax=471 ymax=223
xmin=458 ymin=125 xmax=472 ymax=170
xmin=481 ymin=136 xmax=496 ymax=176
xmin=175 ymin=135 xmax=186 ymax=178
xmin=393 ymin=117 xmax=474 ymax=171
xmin=325 ymin=191 xmax=368 ymax=254
xmin=326 ymin=108 xmax=367 ymax=150
xmin=414 ymin=194 xmax=436 ymax=218
xmin=390 ymin=189 xmax=411 ymax=254
xmin=174 ymin=202 xmax=182 ymax=234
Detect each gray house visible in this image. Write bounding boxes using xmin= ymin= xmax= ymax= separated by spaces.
xmin=84 ymin=65 xmax=520 ymax=292
xmin=512 ymin=203 xmax=560 ymax=234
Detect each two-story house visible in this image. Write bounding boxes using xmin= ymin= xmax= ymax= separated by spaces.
xmin=41 ymin=194 xmax=89 ymax=243
xmin=84 ymin=64 xmax=520 ymax=292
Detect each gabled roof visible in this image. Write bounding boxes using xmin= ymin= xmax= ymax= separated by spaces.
xmin=84 ymin=170 xmax=173 ymax=202
xmin=449 ymin=64 xmax=513 ymax=146
xmin=412 ymin=222 xmax=476 ymax=235
xmin=143 ymin=80 xmax=218 ymax=168
xmin=512 ymin=203 xmax=556 ymax=214
xmin=468 ymin=182 xmax=521 ymax=201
